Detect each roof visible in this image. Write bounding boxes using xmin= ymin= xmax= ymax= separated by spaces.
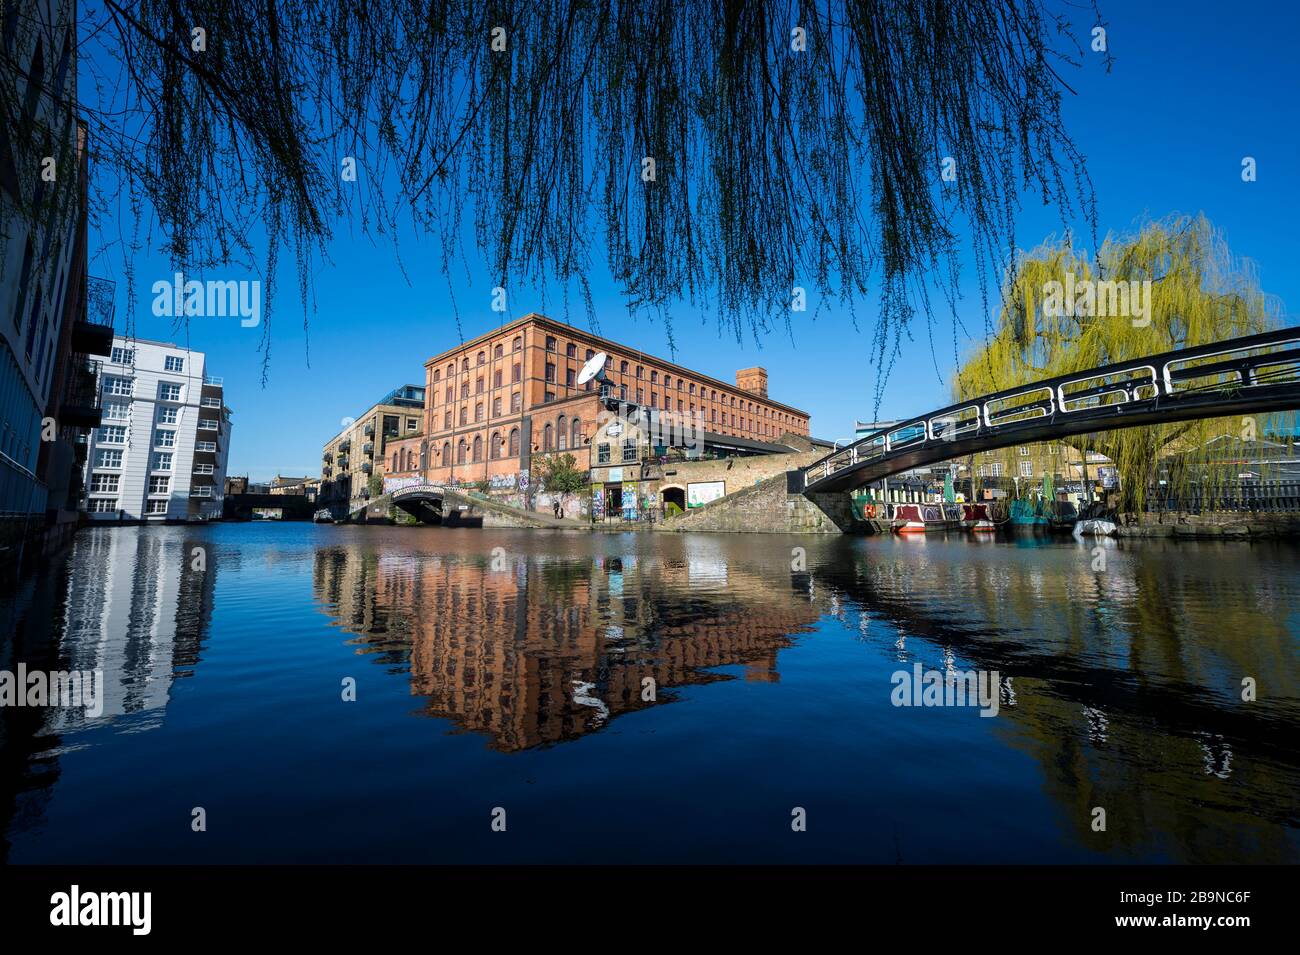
xmin=422 ymin=312 xmax=810 ymax=418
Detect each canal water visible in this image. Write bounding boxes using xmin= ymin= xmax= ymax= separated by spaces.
xmin=1 ymin=523 xmax=1297 ymax=864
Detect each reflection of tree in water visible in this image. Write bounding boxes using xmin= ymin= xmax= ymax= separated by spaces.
xmin=815 ymin=540 xmax=1300 ymax=863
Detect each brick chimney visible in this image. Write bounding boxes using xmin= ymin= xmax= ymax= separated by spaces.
xmin=736 ymin=366 xmax=768 ymax=398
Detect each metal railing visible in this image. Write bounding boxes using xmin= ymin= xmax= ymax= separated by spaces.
xmin=805 ymin=327 xmax=1300 ymax=491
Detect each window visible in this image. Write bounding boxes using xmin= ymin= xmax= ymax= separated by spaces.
xmin=159 ymin=382 xmax=182 ymax=401
xmin=566 ymin=343 xmax=576 ymax=358
xmin=508 ymin=428 xmax=520 ymax=456
xmin=494 ymin=344 xmax=503 ymax=359
xmin=442 ymin=441 xmax=451 ymax=462
xmin=546 ymin=336 xmax=557 ymax=351
xmin=513 ymin=337 xmax=521 ymax=352
xmin=511 ymin=392 xmax=521 ymax=413
xmin=571 ymin=418 xmax=581 ymax=448
xmin=104 ymin=401 xmax=130 ymax=421
xmin=566 ymin=369 xmax=575 ymax=388
xmin=110 ymin=346 xmax=134 ymax=365
xmin=90 ymin=473 xmax=119 ymax=493
xmin=407 ymin=418 xmax=419 ymax=432
xmin=544 ymin=391 xmax=555 ymax=403
xmin=622 ymin=438 xmax=638 ymax=463
xmin=444 ymin=411 xmax=453 ymax=430
xmin=491 ymin=432 xmax=503 ymax=459
xmin=651 ymin=371 xmax=659 ymax=384
xmin=194 ymin=463 xmax=214 ymax=475
xmin=477 ymin=350 xmax=485 ymax=365
xmin=149 ymin=475 xmax=170 ymax=494
xmin=152 ymin=452 xmax=173 ymax=471
xmin=1019 ymin=461 xmax=1033 ymax=478
xmin=196 ymin=441 xmax=217 ymax=452
xmin=88 ymin=499 xmax=118 ymax=513
xmin=545 ymin=362 xmax=555 ymax=382
xmin=558 ymin=416 xmax=568 ymax=449
xmin=460 ymin=382 xmax=469 ymax=400
xmin=620 ymin=360 xmax=629 ymax=374
xmin=155 ymin=429 xmax=176 ymax=448
xmin=456 ymin=440 xmax=467 ymax=464
xmin=475 ymin=403 xmax=483 ymax=422
xmin=105 ymin=376 xmax=132 ymax=396
xmin=158 ymin=406 xmax=179 ymax=424
xmin=494 ymin=369 xmax=502 ymax=388
xmin=597 ymin=442 xmax=611 ymax=464
xmin=472 ymin=435 xmax=483 ymax=462
xmin=543 ymin=423 xmax=554 ymax=450
xmin=492 ymin=397 xmax=502 ymax=417
xmin=145 ymin=500 xmax=168 ymax=515
xmin=476 ymin=377 xmax=484 ymax=394
xmin=663 ymin=376 xmax=671 ymax=389
xmin=512 ymin=363 xmax=521 ymax=383
xmin=636 ymin=366 xmax=644 ymax=379
xmin=1018 ymin=446 xmax=1030 ymax=456
xmin=96 ymin=449 xmax=123 ymax=468
xmin=164 ymin=355 xmax=184 ymax=372
xmin=689 ymin=383 xmax=696 ymax=395
xmin=201 ymin=396 xmax=222 ymax=408
xmin=97 ymin=425 xmax=126 ymax=444
xmin=190 ymin=486 xmax=213 ymax=499
xmin=199 ymin=418 xmax=218 ymax=430
xmin=459 ymin=407 xmax=468 ymax=426
xmin=990 ymin=463 xmax=1004 ymax=478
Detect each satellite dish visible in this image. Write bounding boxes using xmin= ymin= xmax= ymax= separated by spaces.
xmin=577 ymin=352 xmax=609 ymax=386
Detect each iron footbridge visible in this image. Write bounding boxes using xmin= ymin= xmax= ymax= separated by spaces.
xmin=803 ymin=327 xmax=1300 ymax=493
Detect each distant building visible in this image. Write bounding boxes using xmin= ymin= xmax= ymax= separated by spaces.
xmin=270 ymin=475 xmax=320 ymax=501
xmin=224 ymin=475 xmax=249 ymax=495
xmin=319 ymin=385 xmax=425 ymax=512
xmin=84 ymin=338 xmax=232 ymax=521
xmin=379 ymin=313 xmax=812 ymax=517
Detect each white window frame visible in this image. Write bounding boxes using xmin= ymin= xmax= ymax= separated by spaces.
xmin=158 ymin=406 xmax=179 ymax=424
xmin=164 ymin=355 xmax=185 ymax=372
xmin=148 ymin=475 xmax=171 ymax=495
xmin=96 ymin=449 xmax=123 ymax=468
xmin=152 ymin=452 xmax=173 ymax=472
xmin=145 ymin=500 xmax=169 ymax=515
xmin=155 ymin=429 xmax=176 ymax=448
xmin=158 ymin=382 xmax=183 ymax=402
xmin=97 ymin=425 xmax=126 ymax=444
xmin=90 ymin=473 xmax=120 ymax=493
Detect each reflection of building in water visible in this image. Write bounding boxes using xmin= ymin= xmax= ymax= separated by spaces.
xmin=314 ymin=544 xmax=820 ymax=751
xmin=46 ymin=528 xmax=213 ymax=731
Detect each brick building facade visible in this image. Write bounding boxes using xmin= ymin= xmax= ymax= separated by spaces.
xmin=383 ymin=313 xmax=811 ymax=499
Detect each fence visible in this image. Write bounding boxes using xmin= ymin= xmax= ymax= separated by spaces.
xmin=1144 ymin=481 xmax=1300 ymax=514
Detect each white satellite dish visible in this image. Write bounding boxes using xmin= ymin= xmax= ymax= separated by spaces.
xmin=576 ymin=351 xmax=609 ymax=386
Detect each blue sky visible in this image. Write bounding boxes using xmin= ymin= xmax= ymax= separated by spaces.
xmin=85 ymin=0 xmax=1300 ymax=481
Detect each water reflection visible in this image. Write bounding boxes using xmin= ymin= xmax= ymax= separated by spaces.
xmin=1 ymin=524 xmax=1297 ymax=863
xmin=312 ymin=537 xmax=821 ymax=751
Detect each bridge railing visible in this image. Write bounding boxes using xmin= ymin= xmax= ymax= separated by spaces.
xmin=807 ymin=327 xmax=1300 ymax=489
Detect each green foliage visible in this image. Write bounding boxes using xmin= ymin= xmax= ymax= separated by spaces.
xmin=535 ymin=453 xmax=588 ymax=502
xmin=955 ymin=215 xmax=1292 ymax=510
xmin=367 ymin=474 xmax=383 ymax=498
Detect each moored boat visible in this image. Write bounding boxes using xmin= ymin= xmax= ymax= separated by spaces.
xmin=890 ymin=502 xmax=962 ymax=534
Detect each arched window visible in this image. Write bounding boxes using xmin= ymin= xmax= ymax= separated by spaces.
xmin=557 ymin=415 xmax=568 ymax=450
xmin=457 ymin=439 xmax=467 ymax=464
xmin=472 ymin=435 xmax=482 ymax=462
xmin=433 ymin=369 xmax=441 ymax=382
xmin=494 ymin=344 xmax=503 ymax=358
xmin=620 ymin=360 xmax=629 ymax=374
xmin=508 ymin=428 xmax=520 ymax=455
xmin=571 ymin=417 xmax=581 ymax=448
xmin=543 ymin=423 xmax=554 ymax=451
xmin=442 ymin=441 xmax=451 ymax=462
xmin=491 ymin=431 xmax=503 ymax=459
xmin=392 ymin=452 xmax=399 ymax=470
xmin=461 ymin=358 xmax=469 ymax=372
xmin=512 ymin=336 xmax=521 ymax=352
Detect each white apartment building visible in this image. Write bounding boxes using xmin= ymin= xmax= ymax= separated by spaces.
xmin=84 ymin=337 xmax=232 ymax=520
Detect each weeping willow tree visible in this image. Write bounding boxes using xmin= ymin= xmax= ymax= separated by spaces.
xmin=2 ymin=0 xmax=1104 ymax=380
xmin=954 ymin=215 xmax=1291 ymax=512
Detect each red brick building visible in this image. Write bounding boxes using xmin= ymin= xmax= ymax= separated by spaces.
xmin=385 ymin=313 xmax=810 ymax=489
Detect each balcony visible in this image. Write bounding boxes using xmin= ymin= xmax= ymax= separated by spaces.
xmin=203 ymin=376 xmax=224 ymax=387
xmin=363 ymin=442 xmax=374 ymax=456
xmin=337 ymin=456 xmax=349 ymax=469
xmin=363 ymin=422 xmax=374 ymax=436
xmin=323 ymin=452 xmax=333 ymax=463
xmin=361 ymin=462 xmax=372 ymax=473
xmin=338 ymin=439 xmax=351 ymax=452
xmin=71 ymin=277 xmax=115 ymax=356
xmin=60 ymin=355 xmax=103 ymax=428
